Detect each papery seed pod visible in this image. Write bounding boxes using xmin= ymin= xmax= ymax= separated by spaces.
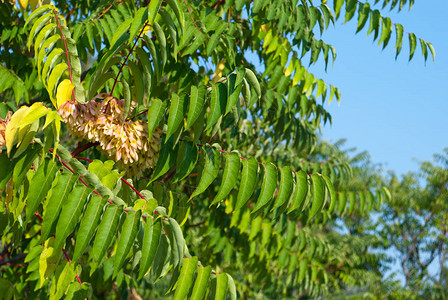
xmin=58 ymin=97 xmax=161 ymax=177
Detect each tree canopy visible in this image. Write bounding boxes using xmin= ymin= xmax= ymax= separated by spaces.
xmin=0 ymin=0 xmax=443 ymax=299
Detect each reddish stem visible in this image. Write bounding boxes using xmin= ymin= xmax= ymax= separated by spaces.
xmin=109 ymin=21 xmax=149 ymax=96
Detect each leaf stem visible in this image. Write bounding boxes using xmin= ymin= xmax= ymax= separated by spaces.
xmin=109 ymin=21 xmax=149 ymax=97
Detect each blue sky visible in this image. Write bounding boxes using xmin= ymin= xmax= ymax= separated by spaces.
xmin=309 ymin=1 xmax=448 ymax=177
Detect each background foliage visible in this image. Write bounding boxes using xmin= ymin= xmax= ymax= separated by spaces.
xmin=0 ymin=0 xmax=444 ymax=299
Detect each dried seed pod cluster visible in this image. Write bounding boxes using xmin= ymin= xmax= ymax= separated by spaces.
xmin=58 ymin=97 xmax=161 ymax=177
xmin=0 ymin=111 xmax=12 ymax=153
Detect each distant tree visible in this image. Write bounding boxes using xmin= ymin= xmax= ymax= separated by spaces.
xmin=378 ymin=149 xmax=448 ymax=299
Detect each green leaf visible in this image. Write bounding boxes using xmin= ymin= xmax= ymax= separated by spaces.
xmin=322 ymin=174 xmax=337 ymax=214
xmin=135 ymin=47 xmax=154 ymax=98
xmin=54 ymin=261 xmax=77 ymax=300
xmin=244 ymin=68 xmax=261 ymax=99
xmin=308 ymin=174 xmax=326 ymax=221
xmin=41 ymin=47 xmax=64 ymax=85
xmin=150 ymin=232 xmax=170 ymax=280
xmin=147 ymin=99 xmax=167 ymax=140
xmin=153 ymin=21 xmax=167 ymax=68
xmin=190 ymin=146 xmax=221 ymax=200
xmin=344 ymin=0 xmax=357 ymax=23
xmin=34 ymin=22 xmax=56 ymax=59
xmin=90 ymin=204 xmax=123 ymax=271
xmin=366 ymin=190 xmax=375 ymax=211
xmin=144 ymin=36 xmax=161 ymax=81
xmin=427 ymin=42 xmax=436 ymax=62
xmin=28 ymin=14 xmax=51 ymax=50
xmin=234 ymin=157 xmax=258 ymax=211
xmin=190 ymin=266 xmax=212 ymax=300
xmin=37 ymin=34 xmax=60 ymax=79
xmin=214 ymin=272 xmax=229 ymax=300
xmin=87 ymin=72 xmax=115 ymax=100
xmin=337 ymin=191 xmax=347 ymax=215
xmin=211 ymin=151 xmax=241 ymax=206
xmin=206 ymin=83 xmax=227 ymax=132
xmin=272 ymin=166 xmax=293 ymax=210
xmin=348 ymin=191 xmax=357 ymax=215
xmin=121 ymin=78 xmax=131 ymax=120
xmin=356 ymin=2 xmax=370 ymax=33
xmin=54 ymin=184 xmax=94 ymax=251
xmin=24 ymin=5 xmax=52 ymax=28
xmin=164 ymin=218 xmax=185 ymax=269
xmin=150 ymin=136 xmax=176 ymax=183
xmin=186 ymin=85 xmax=206 ymax=130
xmin=129 ymin=7 xmax=148 ymax=43
xmin=73 ymin=194 xmax=108 ymax=261
xmin=226 ymin=72 xmax=243 ymax=115
xmin=206 ymin=23 xmax=227 ymax=56
xmin=166 ymin=93 xmax=187 ymax=141
xmin=226 ymin=273 xmax=237 ymax=300
xmin=394 ymin=23 xmax=404 ymax=59
xmin=165 ymin=0 xmax=185 ymax=33
xmin=138 ymin=217 xmax=162 ymax=279
xmin=159 ymin=8 xmax=179 ymax=57
xmin=378 ymin=17 xmax=392 ymax=49
xmin=26 ymin=158 xmax=59 ymax=221
xmin=173 ymin=256 xmax=198 ymax=300
xmin=334 ymin=0 xmax=344 ymax=19
xmin=113 ymin=210 xmax=141 ymax=277
xmin=419 ymin=38 xmax=428 ymax=62
xmin=110 ymin=18 xmax=133 ymax=46
xmin=41 ymin=173 xmax=78 ymax=242
xmin=288 ymin=170 xmax=308 ymax=213
xmin=182 ymin=32 xmax=207 ymax=57
xmin=367 ymin=10 xmax=380 ymax=40
xmin=47 ymin=63 xmax=68 ymax=106
xmin=128 ymin=60 xmax=144 ymax=106
xmin=173 ymin=142 xmax=198 ymax=183
xmin=148 ymin=0 xmax=163 ymax=26
xmin=408 ymin=32 xmax=417 ymax=61
xmin=253 ymin=163 xmax=278 ymax=213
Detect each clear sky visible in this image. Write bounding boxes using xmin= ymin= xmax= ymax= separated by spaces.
xmin=309 ymin=1 xmax=448 ymax=177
